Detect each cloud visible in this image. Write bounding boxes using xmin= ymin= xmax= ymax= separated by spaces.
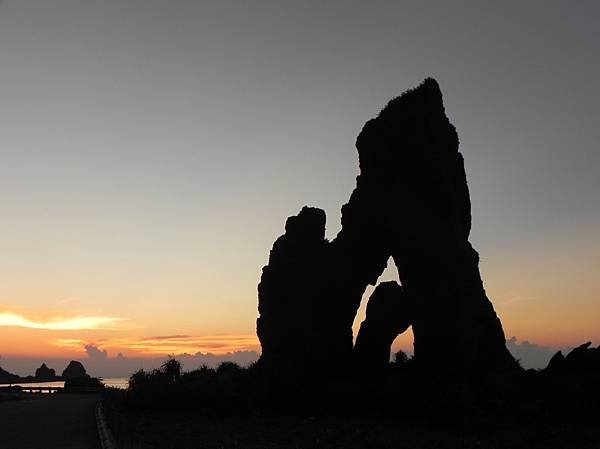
xmin=501 ymin=295 xmax=536 ymax=306
xmin=45 ymin=334 xmax=261 ymax=378
xmin=55 ymin=298 xmax=78 ymax=306
xmin=52 ymin=334 xmax=260 ymax=357
xmin=52 ymin=339 xmax=86 ymax=349
xmin=0 ymin=311 xmax=128 ymax=330
xmin=85 ymin=344 xmax=108 ymax=359
xmin=99 ymin=334 xmax=260 ymax=355
xmin=506 ymin=336 xmax=562 ymax=369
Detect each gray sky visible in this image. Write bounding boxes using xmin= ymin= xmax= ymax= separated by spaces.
xmin=0 ymin=1 xmax=598 ymax=361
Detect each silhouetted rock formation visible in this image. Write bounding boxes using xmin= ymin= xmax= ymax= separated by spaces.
xmin=257 ymin=78 xmax=518 ymax=377
xmin=0 ymin=366 xmax=20 ymax=383
xmin=61 ymin=360 xmax=87 ymax=379
xmin=34 ymin=363 xmax=57 ymax=380
xmin=354 ymin=282 xmax=413 ymax=371
xmin=257 ymin=206 xmax=333 ymax=371
xmin=545 ymin=342 xmax=600 ymax=374
xmin=342 ymin=78 xmax=516 ymax=373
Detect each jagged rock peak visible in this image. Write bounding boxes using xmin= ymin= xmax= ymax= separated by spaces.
xmin=284 ymin=206 xmax=326 ymax=242
xmin=35 ymin=363 xmax=56 ymax=379
xmin=379 ymin=77 xmax=445 ymax=117
xmin=61 ymin=360 xmax=87 ymax=379
xmin=356 ymin=82 xmax=460 ymax=190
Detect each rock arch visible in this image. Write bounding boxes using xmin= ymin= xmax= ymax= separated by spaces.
xmin=257 ymin=79 xmax=518 ymax=376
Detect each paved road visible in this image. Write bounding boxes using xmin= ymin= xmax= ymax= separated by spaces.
xmin=0 ymin=394 xmax=100 ymax=449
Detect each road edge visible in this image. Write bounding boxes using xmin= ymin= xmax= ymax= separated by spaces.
xmin=96 ymin=400 xmax=117 ymax=449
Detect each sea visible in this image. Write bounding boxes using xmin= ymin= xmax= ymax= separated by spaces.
xmin=0 ymin=377 xmax=129 ymax=390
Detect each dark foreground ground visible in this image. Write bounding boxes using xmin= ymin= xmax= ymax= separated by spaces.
xmin=0 ymin=393 xmax=100 ymax=449
xmin=104 ymin=401 xmax=600 ymax=449
xmin=101 ymin=352 xmax=600 ymax=449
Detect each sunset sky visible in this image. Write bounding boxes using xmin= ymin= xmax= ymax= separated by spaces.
xmin=0 ymin=1 xmax=599 ymax=371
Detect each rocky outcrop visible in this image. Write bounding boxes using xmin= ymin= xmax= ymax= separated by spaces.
xmin=257 ymin=78 xmax=518 ymax=376
xmin=0 ymin=366 xmax=20 ymax=383
xmin=257 ymin=206 xmax=334 ymax=372
xmin=354 ymin=282 xmax=413 ymax=371
xmin=61 ymin=360 xmax=87 ymax=379
xmin=545 ymin=342 xmax=600 ymax=374
xmin=342 ymin=78 xmax=516 ymax=373
xmin=34 ymin=363 xmax=57 ymax=380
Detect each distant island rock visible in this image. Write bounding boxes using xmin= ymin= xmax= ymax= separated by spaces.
xmin=61 ymin=360 xmax=87 ymax=379
xmin=0 ymin=360 xmax=90 ymax=384
xmin=34 ymin=363 xmax=58 ymax=381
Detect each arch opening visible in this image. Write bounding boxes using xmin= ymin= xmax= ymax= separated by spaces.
xmin=351 ymin=256 xmax=403 ymax=342
xmin=390 ymin=327 xmax=414 ymax=360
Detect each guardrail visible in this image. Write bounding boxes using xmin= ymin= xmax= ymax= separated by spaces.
xmin=96 ymin=400 xmax=117 ymax=449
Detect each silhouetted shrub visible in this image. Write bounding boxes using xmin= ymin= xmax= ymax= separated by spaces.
xmin=125 ymin=358 xmax=259 ymax=415
xmin=161 ymin=357 xmax=182 ymax=382
xmin=392 ymin=350 xmax=410 ymax=366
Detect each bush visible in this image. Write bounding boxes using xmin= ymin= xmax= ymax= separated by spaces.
xmin=125 ymin=358 xmax=257 ymax=415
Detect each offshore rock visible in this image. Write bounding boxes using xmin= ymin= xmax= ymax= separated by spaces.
xmin=61 ymin=360 xmax=87 ymax=379
xmin=0 ymin=366 xmax=20 ymax=383
xmin=35 ymin=363 xmax=57 ymax=380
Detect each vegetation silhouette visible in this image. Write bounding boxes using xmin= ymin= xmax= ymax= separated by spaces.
xmin=125 ymin=360 xmax=256 ymax=415
xmin=108 ymin=344 xmax=600 ymax=448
